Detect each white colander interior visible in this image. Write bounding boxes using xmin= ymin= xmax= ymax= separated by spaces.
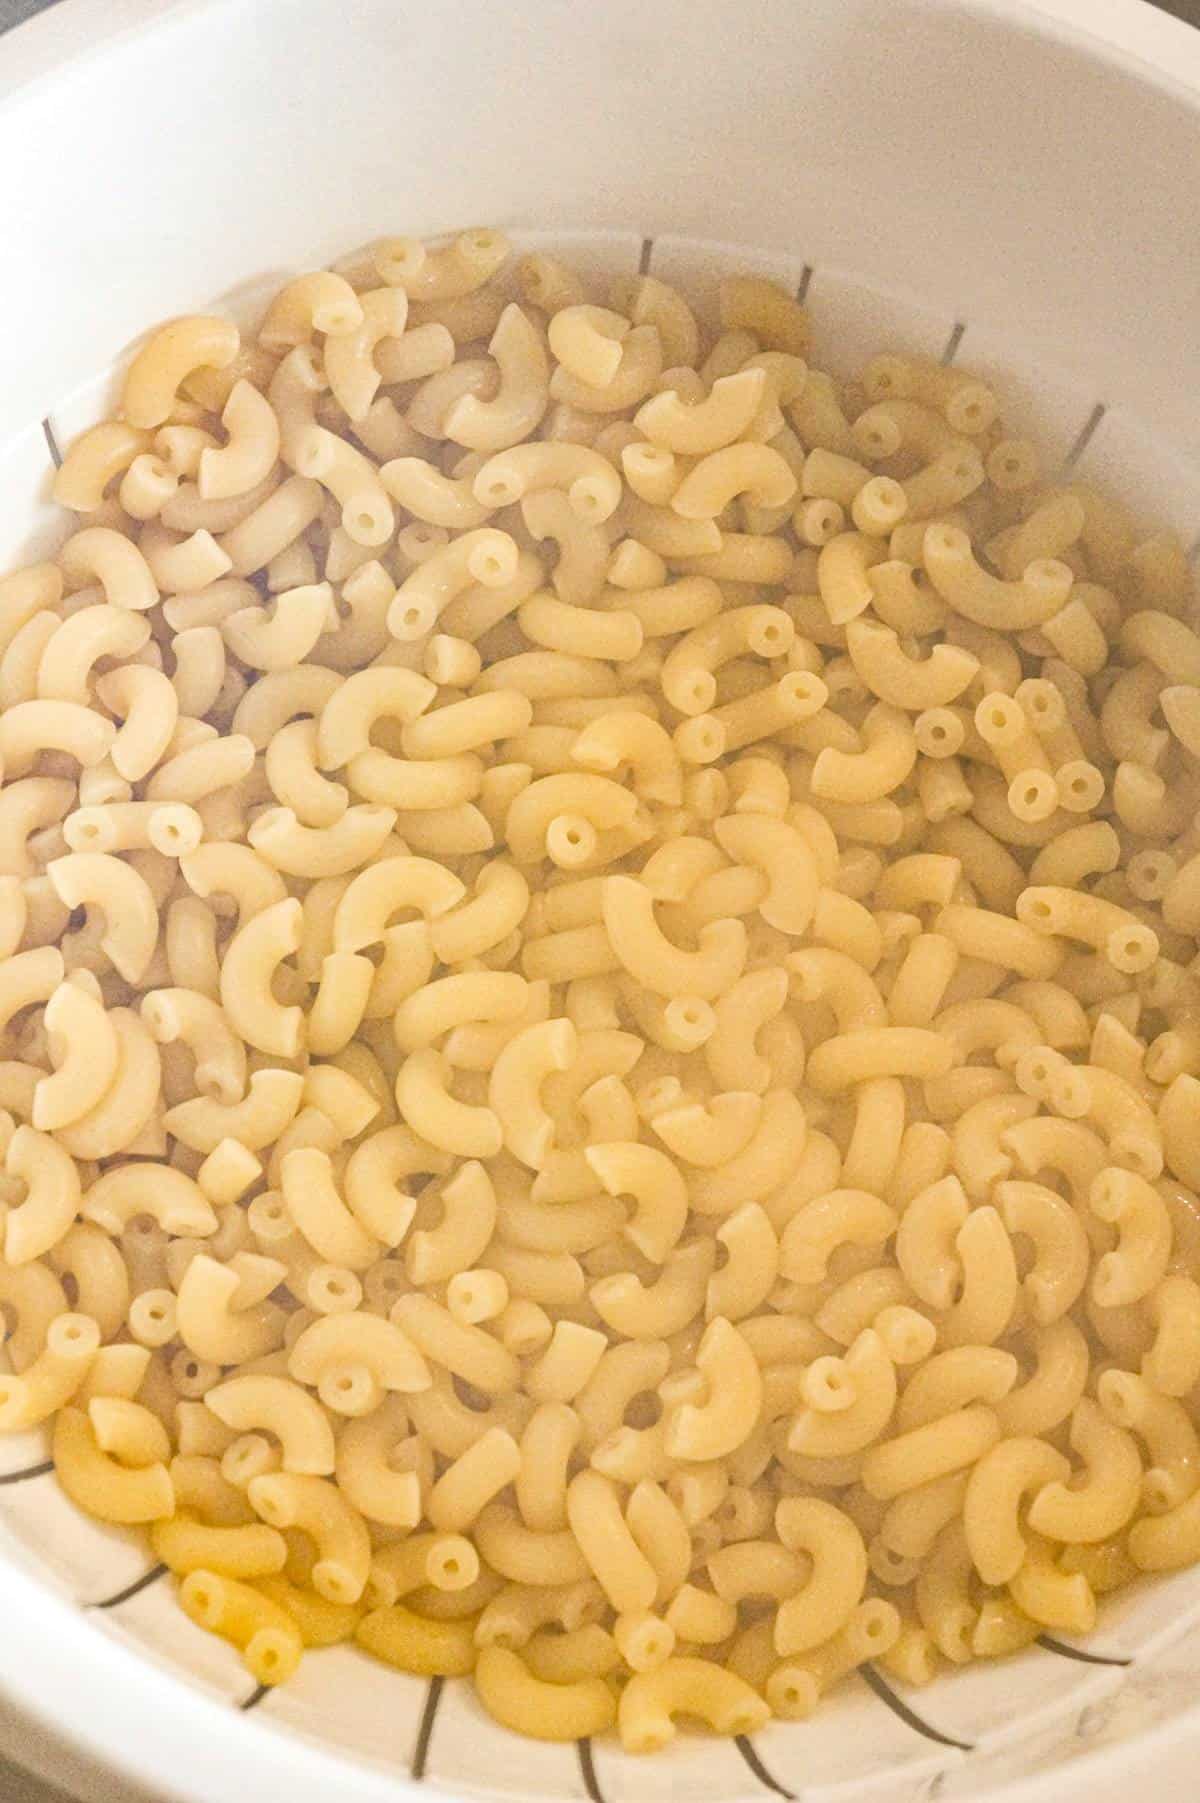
xmin=0 ymin=224 xmax=1198 ymax=1803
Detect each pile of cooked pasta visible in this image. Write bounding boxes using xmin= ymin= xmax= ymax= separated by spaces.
xmin=1 ymin=226 xmax=1199 ymax=1753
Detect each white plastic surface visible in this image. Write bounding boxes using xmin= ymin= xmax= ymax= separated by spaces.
xmin=0 ymin=2 xmax=1199 ymax=1801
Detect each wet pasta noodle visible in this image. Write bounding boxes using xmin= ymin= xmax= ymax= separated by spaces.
xmin=3 ymin=226 xmax=1200 ymax=1749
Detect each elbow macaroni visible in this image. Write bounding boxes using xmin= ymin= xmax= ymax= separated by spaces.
xmin=0 ymin=231 xmax=1195 ymax=1752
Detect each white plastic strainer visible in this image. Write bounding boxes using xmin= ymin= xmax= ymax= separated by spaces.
xmin=1 ymin=1 xmax=1199 ymax=1799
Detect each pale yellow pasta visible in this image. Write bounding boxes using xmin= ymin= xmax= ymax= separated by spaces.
xmin=53 ymin=1400 xmax=174 ymax=1522
xmin=175 ymin=1254 xmax=284 ymax=1364
xmin=3 ymin=236 xmax=1200 ymax=1750
xmin=474 ymin=1644 xmax=615 ymax=1741
xmin=248 ymin=1471 xmax=370 ymax=1603
xmin=443 ymin=304 xmax=550 ymax=452
xmin=122 ymin=316 xmax=241 ymax=430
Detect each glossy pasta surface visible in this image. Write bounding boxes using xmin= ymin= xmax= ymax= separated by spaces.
xmin=3 ymin=229 xmax=1200 ymax=1751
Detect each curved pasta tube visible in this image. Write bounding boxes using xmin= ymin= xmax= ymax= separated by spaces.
xmin=205 ymin=1375 xmax=336 ymax=1475
xmin=343 ymin=1123 xmax=451 ymax=1248
xmin=46 ymin=853 xmax=157 ymax=984
xmin=963 ymin=1436 xmax=1070 ymax=1585
xmin=286 ymin=425 xmax=394 ymax=546
xmin=474 ymin=1645 xmax=616 ymax=1742
xmin=518 ymin=593 xmax=643 ymax=663
xmin=688 ymin=1089 xmax=808 ymax=1215
xmin=549 ymin=322 xmax=661 ymax=414
xmin=1143 ymin=1275 xmax=1200 ymax=1398
xmin=333 ymin=856 xmax=464 ymax=954
xmin=773 ymin=1497 xmax=868 ymax=1655
xmin=938 ymin=1206 xmax=1018 ymax=1348
xmin=396 ymin=1049 xmax=503 ymax=1158
xmin=32 ymin=981 xmax=120 ymax=1132
xmin=176 ymin=1254 xmax=286 ymax=1363
xmin=429 ymin=861 xmax=530 ymax=964
xmin=579 ymin=1141 xmax=686 ymax=1265
xmin=617 ymin=1655 xmax=769 ymax=1752
xmin=4 ymin=1124 xmax=81 ymax=1265
xmin=324 ymin=286 xmax=409 ymax=421
xmin=387 ymin=529 xmax=519 ymax=640
xmin=443 ymin=304 xmax=549 ymax=451
xmin=0 ymin=947 xmax=61 ymax=1043
xmin=165 ymin=1068 xmax=304 ymax=1155
xmin=280 ymin=1148 xmax=380 ymax=1271
xmin=661 ymin=604 xmax=793 ymax=716
xmin=1026 ymin=1398 xmax=1142 ymax=1544
xmin=489 ymin=1019 xmax=576 ymax=1166
xmin=391 ymin=1295 xmax=519 ymax=1398
xmin=0 ymin=777 xmax=76 ymax=877
xmin=58 ymin=526 xmax=158 ymax=613
xmin=315 ymin=667 xmax=436 ymax=769
xmin=1161 ymin=1075 xmax=1200 ymax=1192
xmin=565 ymin=1468 xmax=658 ymax=1614
xmin=471 ymin=442 xmax=622 ymax=526
xmin=248 ymin=805 xmax=396 ymax=881
xmin=602 ymin=876 xmax=746 ymax=1001
xmin=504 ymin=774 xmax=638 ymax=864
xmin=180 ymin=842 xmax=288 ymax=927
xmin=53 ymin=1402 xmax=174 ymax=1522
xmin=335 ymin=1397 xmax=425 ymax=1531
xmin=566 ymin=711 xmax=681 ymax=807
xmin=180 ymin=1570 xmax=302 ymax=1685
xmin=199 ymin=379 xmax=281 ymax=501
xmin=394 ymin=971 xmax=527 ymax=1054
xmin=248 ymin=1472 xmax=371 ymax=1605
xmin=923 ymin=523 xmax=1073 ymax=629
xmin=289 ymin=1310 xmax=430 ymax=1411
xmin=995 ymin=1179 xmax=1089 ymax=1323
xmin=788 ymin=1328 xmax=897 ymax=1458
xmin=260 ymin=272 xmax=364 ymax=347
xmin=150 ymin=1513 xmax=287 ymax=1579
xmin=705 ymin=1203 xmax=779 ymax=1322
xmin=995 ymin=1319 xmax=1090 ymax=1441
xmin=47 ymin=1224 xmax=129 ymax=1342
xmin=54 ymin=422 xmax=155 ymax=512
xmin=860 ymin=1405 xmax=1001 ymax=1502
xmin=671 ymin=442 xmax=797 ymax=519
xmin=140 ymin=987 xmax=246 ymax=1107
xmin=651 ymin=1093 xmax=761 ymax=1169
xmin=635 ymin=368 xmax=767 ymax=455
xmin=355 ymin=1601 xmax=477 ymax=1677
xmin=787 ymin=946 xmax=885 ymax=1032
xmin=222 ymin=581 xmax=335 ymax=672
xmin=0 ymin=1311 xmax=99 ymax=1429
xmin=83 ymin=1162 xmax=217 ymax=1237
xmin=664 ymin=1318 xmax=761 ymax=1461
xmin=811 ymin=702 xmax=916 ymax=805
xmin=122 ymin=315 xmax=240 ymax=428
xmin=36 ymin=603 xmax=150 ymax=705
xmin=896 ymin=1347 xmax=1017 ymax=1435
xmin=712 ymin=814 xmax=818 ymax=935
xmin=0 ymin=1256 xmax=69 ymax=1373
xmin=846 ymin=617 xmax=977 ymax=707
xmin=548 ymin=302 xmax=630 ymax=385
xmin=780 ymin=1190 xmax=898 ymax=1285
xmin=590 ymin=1240 xmax=714 ymax=1339
xmin=219 ymin=897 xmax=304 ymax=1059
xmin=407 ymin=1161 xmax=497 ymax=1284
xmin=1089 ymin=1167 xmax=1172 ymax=1305
xmin=806 ymin=1027 xmax=951 ymax=1094
xmin=56 ymin=1008 xmax=163 ymax=1161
